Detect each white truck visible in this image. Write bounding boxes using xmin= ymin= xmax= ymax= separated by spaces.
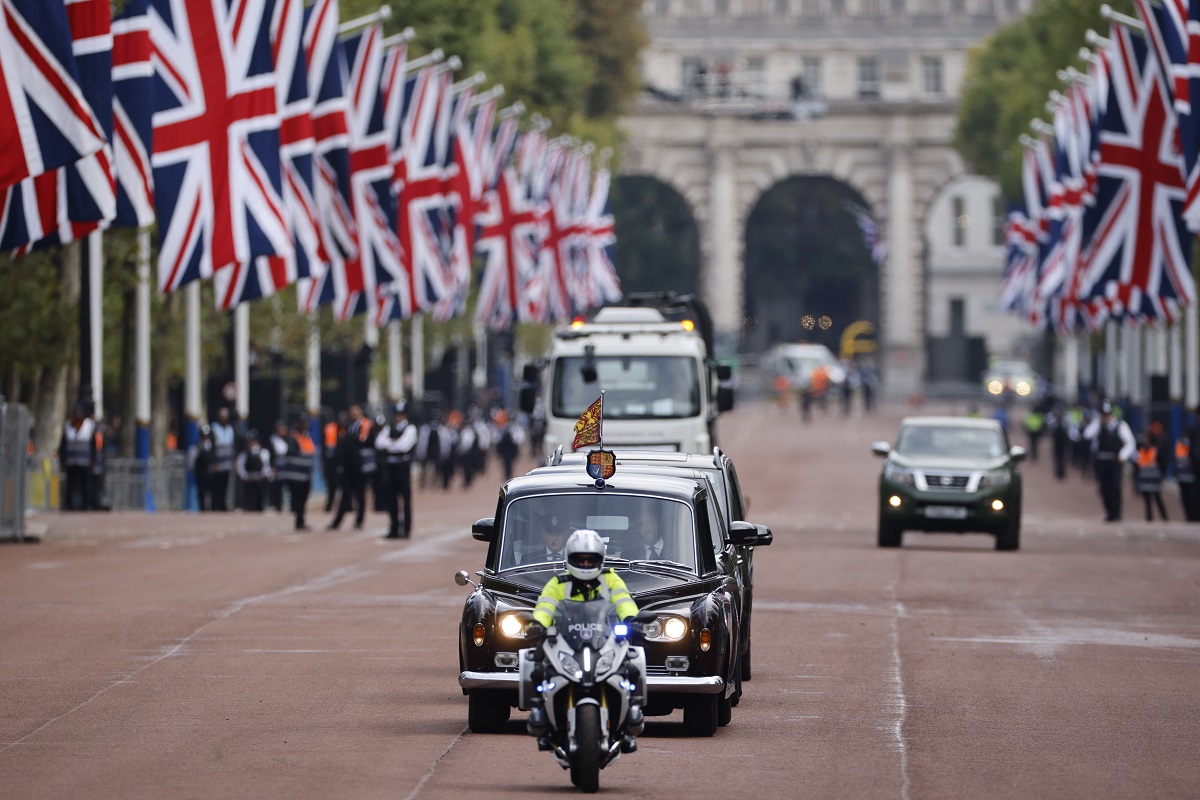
xmin=520 ymin=295 xmax=734 ymax=459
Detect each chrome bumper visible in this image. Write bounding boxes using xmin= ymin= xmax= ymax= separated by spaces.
xmin=458 ymin=671 xmax=724 ymax=695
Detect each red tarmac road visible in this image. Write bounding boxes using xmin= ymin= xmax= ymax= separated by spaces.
xmin=2 ymin=401 xmax=1199 ymax=799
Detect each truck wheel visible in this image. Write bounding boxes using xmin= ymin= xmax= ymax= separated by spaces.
xmin=467 ymin=690 xmax=510 ymax=733
xmin=877 ymin=517 xmax=902 ymax=548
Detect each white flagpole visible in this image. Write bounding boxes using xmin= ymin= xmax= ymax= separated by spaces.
xmin=135 ymin=230 xmax=152 ymax=459
xmin=388 ymin=319 xmax=403 ymax=401
xmin=1187 ymin=304 xmax=1199 ymax=410
xmin=337 ymin=5 xmax=391 ymax=36
xmin=1062 ymin=334 xmax=1079 ymax=404
xmin=412 ymin=314 xmax=425 ymax=401
xmin=1105 ymin=320 xmax=1118 ymax=400
xmin=1169 ymin=321 xmax=1183 ymax=401
xmin=88 ymin=231 xmax=104 ymax=420
xmin=306 ymin=317 xmax=321 ymax=418
xmin=185 ymin=281 xmax=202 ymax=509
xmin=365 ymin=315 xmax=380 ymax=408
xmin=235 ymin=303 xmax=250 ymax=421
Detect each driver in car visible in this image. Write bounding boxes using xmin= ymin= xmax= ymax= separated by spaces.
xmin=526 ymin=529 xmax=639 ymax=748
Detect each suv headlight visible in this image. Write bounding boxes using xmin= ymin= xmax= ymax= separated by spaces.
xmin=884 ymin=462 xmax=915 ymax=486
xmin=979 ymin=468 xmax=1011 ymax=489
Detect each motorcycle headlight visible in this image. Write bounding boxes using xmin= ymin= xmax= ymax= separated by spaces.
xmin=884 ymin=462 xmax=915 ymax=486
xmin=979 ymin=468 xmax=1011 ymax=490
xmin=557 ymin=651 xmax=582 ymax=678
xmin=498 ymin=613 xmax=525 ymax=638
xmin=595 ymin=651 xmax=616 ymax=674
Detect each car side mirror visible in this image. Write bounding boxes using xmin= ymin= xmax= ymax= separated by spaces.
xmin=752 ymin=523 xmax=773 ymax=546
xmin=1009 ymin=446 xmax=1027 ymax=462
xmin=727 ymin=520 xmax=759 ymax=546
xmin=471 ymin=517 xmax=495 ymax=542
xmin=717 ymin=385 xmax=734 ymax=412
xmin=871 ymin=441 xmax=891 ymax=456
xmin=453 ymin=569 xmax=478 ymax=589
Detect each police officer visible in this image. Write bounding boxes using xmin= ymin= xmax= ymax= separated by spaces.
xmin=268 ymin=420 xmax=291 ymax=513
xmin=210 ymin=408 xmax=237 ymax=511
xmin=236 ymin=431 xmax=272 ymax=512
xmin=323 ymin=411 xmax=347 ymax=512
xmin=60 ymin=404 xmax=95 ymax=511
xmin=1083 ymin=401 xmax=1137 ymax=522
xmin=1176 ymin=428 xmax=1198 ymax=521
xmin=328 ymin=404 xmax=375 ymax=530
xmin=376 ymin=401 xmax=417 ymax=539
xmin=1136 ymin=432 xmax=1168 ymax=521
xmin=279 ymin=417 xmax=316 ymax=530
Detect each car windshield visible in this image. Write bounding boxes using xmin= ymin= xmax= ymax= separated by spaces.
xmin=552 ymin=356 xmax=700 ymax=420
xmin=498 ymin=494 xmax=697 ymax=573
xmin=895 ymin=425 xmax=1007 ymax=459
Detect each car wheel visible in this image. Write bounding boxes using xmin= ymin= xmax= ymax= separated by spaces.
xmin=877 ymin=517 xmax=902 ymax=548
xmin=995 ymin=513 xmax=1020 ymax=551
xmin=718 ymin=660 xmax=740 ymax=727
xmin=683 ymin=695 xmax=719 ymax=737
xmin=467 ymin=689 xmax=510 ymax=733
xmin=740 ymin=644 xmax=752 ymax=682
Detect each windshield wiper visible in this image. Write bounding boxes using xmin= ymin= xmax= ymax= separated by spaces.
xmin=629 ymin=559 xmax=693 ymax=571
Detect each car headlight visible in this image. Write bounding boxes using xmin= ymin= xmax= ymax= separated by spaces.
xmin=642 ymin=615 xmax=688 ymax=641
xmin=595 ymin=651 xmax=616 ymax=674
xmin=884 ymin=462 xmax=915 ymax=486
xmin=986 ymin=379 xmax=1003 ymax=395
xmin=498 ymin=613 xmax=525 ymax=638
xmin=557 ymin=651 xmax=583 ymax=678
xmin=979 ymin=468 xmax=1011 ymax=489
xmin=1015 ymin=381 xmax=1031 ymax=397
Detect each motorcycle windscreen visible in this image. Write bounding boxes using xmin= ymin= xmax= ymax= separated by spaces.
xmin=555 ymin=598 xmax=618 ymax=650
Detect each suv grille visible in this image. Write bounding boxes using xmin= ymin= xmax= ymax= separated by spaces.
xmin=923 ymin=473 xmax=969 ymax=490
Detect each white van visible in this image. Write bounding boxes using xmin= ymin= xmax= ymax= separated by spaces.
xmin=761 ymin=343 xmax=845 ymax=391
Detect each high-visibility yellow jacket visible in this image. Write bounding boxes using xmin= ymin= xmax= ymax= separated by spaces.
xmin=532 ymin=569 xmax=637 ymax=627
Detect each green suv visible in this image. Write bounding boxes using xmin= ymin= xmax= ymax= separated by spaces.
xmin=871 ymin=416 xmax=1025 ymax=551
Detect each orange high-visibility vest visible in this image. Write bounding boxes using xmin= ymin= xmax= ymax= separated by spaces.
xmin=296 ymin=434 xmax=316 ymax=455
xmin=324 ymin=421 xmax=339 ymax=448
xmin=1176 ymin=440 xmax=1190 ymax=460
xmin=1137 ymin=446 xmax=1158 ymax=468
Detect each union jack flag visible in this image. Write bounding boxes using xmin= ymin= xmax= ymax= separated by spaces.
xmin=1135 ymin=0 xmax=1200 ymax=231
xmin=844 ymin=201 xmax=886 ymax=266
xmin=1000 ymin=206 xmax=1040 ymax=318
xmin=0 ymin=0 xmax=114 ymax=253
xmin=373 ymin=41 xmax=414 ymax=324
xmin=332 ymin=22 xmax=403 ymax=320
xmin=112 ymin=0 xmax=154 ymax=229
xmin=213 ymin=0 xmax=320 ymax=309
xmin=1077 ymin=25 xmax=1194 ymax=324
xmin=581 ymin=165 xmax=621 ymax=308
xmin=295 ymin=0 xmax=356 ymax=315
xmin=150 ymin=0 xmax=291 ymax=293
xmin=0 ymin=0 xmax=106 ymax=191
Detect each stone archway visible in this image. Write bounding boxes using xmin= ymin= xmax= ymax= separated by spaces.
xmin=611 ymin=176 xmax=701 ymax=296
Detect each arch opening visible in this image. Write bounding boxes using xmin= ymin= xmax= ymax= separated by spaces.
xmin=611 ymin=176 xmax=701 ymax=296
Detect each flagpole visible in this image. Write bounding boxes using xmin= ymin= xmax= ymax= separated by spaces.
xmin=185 ymin=282 xmax=202 ymax=510
xmin=364 ymin=315 xmax=380 ymax=409
xmin=1187 ymin=305 xmax=1199 ymax=410
xmin=381 ymin=26 xmax=415 ymax=49
xmin=306 ymin=314 xmax=324 ymax=494
xmin=598 ymin=389 xmax=605 ymax=452
xmin=88 ymin=231 xmax=104 ymax=421
xmin=337 ymin=5 xmax=391 ymax=36
xmin=402 ymin=49 xmax=443 ymax=74
xmin=1099 ymin=4 xmax=1144 ymax=32
xmin=1063 ymin=333 xmax=1079 ymax=405
xmin=234 ymin=303 xmax=250 ymax=422
xmin=388 ymin=319 xmax=403 ymax=401
xmin=1104 ymin=320 xmax=1119 ymax=401
xmin=412 ymin=314 xmax=425 ymax=401
xmin=135 ymin=230 xmax=152 ymax=460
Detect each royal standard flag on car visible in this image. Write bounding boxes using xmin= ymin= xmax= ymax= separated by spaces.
xmin=572 ymin=394 xmax=603 ymax=451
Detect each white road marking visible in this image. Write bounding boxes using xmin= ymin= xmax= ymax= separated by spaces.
xmin=404 ymin=728 xmax=467 ymax=800
xmin=886 ymin=585 xmax=911 ymax=800
xmin=934 ymin=628 xmax=1200 ymax=653
xmin=26 ymin=561 xmax=66 ymax=570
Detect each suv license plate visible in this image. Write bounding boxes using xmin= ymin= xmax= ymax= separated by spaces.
xmin=925 ymin=505 xmax=968 ymax=519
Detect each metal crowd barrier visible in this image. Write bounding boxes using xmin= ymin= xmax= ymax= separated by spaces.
xmin=0 ymin=400 xmax=30 ymax=540
xmin=104 ymin=454 xmax=188 ymax=511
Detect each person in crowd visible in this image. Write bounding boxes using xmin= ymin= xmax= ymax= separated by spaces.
xmin=60 ymin=403 xmax=95 ymax=511
xmin=991 ymin=401 xmax=1011 ymax=436
xmin=521 ymin=514 xmax=572 ymax=564
xmin=773 ymin=373 xmax=791 ymax=413
xmin=90 ymin=418 xmax=109 ymax=510
xmin=1136 ymin=431 xmax=1169 ymax=522
xmin=1047 ymin=404 xmax=1070 ymax=480
xmin=457 ymin=410 xmax=482 ymax=488
xmin=440 ymin=410 xmax=461 ymax=491
xmin=1083 ymin=401 xmax=1137 ymax=523
xmin=323 ymin=411 xmax=347 ymax=513
xmin=1023 ymin=407 xmax=1045 ymax=462
xmin=626 ymin=503 xmax=677 ymax=562
xmin=1174 ymin=428 xmax=1197 ymax=521
xmin=280 ymin=417 xmax=316 ymax=531
xmin=493 ymin=409 xmax=522 ymax=483
xmin=376 ymin=401 xmax=417 ymax=540
xmin=528 ymin=397 xmax=547 ymax=460
xmin=236 ymin=431 xmax=272 ymax=512
xmin=210 ymin=408 xmax=237 ymax=511
xmin=416 ymin=408 xmax=443 ymax=490
xmin=268 ymin=420 xmax=291 ymax=513
xmin=189 ymin=426 xmax=213 ymax=512
xmin=328 ymin=404 xmax=375 ymax=530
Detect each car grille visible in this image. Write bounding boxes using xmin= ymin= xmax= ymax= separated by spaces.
xmin=922 ymin=472 xmax=970 ymax=490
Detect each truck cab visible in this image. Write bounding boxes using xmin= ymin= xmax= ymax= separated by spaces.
xmin=521 ymin=296 xmax=733 ymax=459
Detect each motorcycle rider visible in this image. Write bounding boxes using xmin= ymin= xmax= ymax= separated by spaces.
xmin=526 ymin=529 xmax=639 ymax=750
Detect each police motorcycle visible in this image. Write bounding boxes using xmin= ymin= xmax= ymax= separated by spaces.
xmin=519 ymin=598 xmax=648 ymax=793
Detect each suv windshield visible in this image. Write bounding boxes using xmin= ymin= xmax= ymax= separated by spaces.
xmin=553 ymin=356 xmax=700 ymax=419
xmin=499 ymin=494 xmax=697 ymax=573
xmin=895 ymin=425 xmax=1007 ymax=459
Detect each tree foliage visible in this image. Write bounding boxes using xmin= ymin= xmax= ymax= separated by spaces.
xmin=954 ymin=0 xmax=1133 ymax=201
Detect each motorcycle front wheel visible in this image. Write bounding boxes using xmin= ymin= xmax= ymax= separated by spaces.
xmin=572 ymin=703 xmax=601 ymax=793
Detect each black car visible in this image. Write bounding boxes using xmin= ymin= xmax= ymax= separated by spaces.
xmin=456 ymin=465 xmax=768 ymax=737
xmin=535 ymin=447 xmax=768 ymax=679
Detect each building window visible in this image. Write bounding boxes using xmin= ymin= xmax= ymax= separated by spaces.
xmin=683 ymin=56 xmax=709 ymax=97
xmin=740 ymin=0 xmax=769 ymax=13
xmin=952 ymin=196 xmax=968 ymax=247
xmin=949 ymin=298 xmax=965 ymax=336
xmin=921 ymin=55 xmax=943 ymax=96
xmin=800 ymin=56 xmax=822 ymax=97
xmin=859 ymin=0 xmax=883 ymax=13
xmin=992 ymin=196 xmax=1004 ymax=246
xmin=799 ymin=0 xmax=822 ymax=13
xmin=857 ymin=57 xmax=880 ymax=99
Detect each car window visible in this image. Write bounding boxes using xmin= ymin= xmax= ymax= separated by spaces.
xmin=725 ymin=461 xmax=746 ymax=521
xmin=895 ymin=425 xmax=1006 ymax=458
xmin=498 ymin=494 xmax=698 ymax=573
xmin=700 ymin=490 xmax=726 ymax=559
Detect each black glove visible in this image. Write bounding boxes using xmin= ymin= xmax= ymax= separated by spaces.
xmin=525 ymin=621 xmax=546 ymax=640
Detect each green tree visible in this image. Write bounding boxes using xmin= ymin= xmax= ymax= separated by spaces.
xmin=954 ymin=0 xmax=1133 ymax=200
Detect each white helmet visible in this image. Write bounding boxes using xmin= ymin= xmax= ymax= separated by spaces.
xmin=564 ymin=529 xmax=606 ymax=581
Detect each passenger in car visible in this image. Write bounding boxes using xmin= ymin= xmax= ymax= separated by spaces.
xmin=627 ymin=504 xmax=677 ymax=562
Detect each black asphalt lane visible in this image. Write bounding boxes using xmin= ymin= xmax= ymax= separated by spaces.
xmin=1 ymin=401 xmax=1198 ymax=798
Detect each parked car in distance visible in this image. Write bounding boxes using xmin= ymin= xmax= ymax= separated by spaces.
xmin=872 ymin=416 xmax=1024 ymax=551
xmin=982 ymin=359 xmax=1038 ymax=400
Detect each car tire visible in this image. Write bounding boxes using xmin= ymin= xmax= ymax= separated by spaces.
xmin=683 ymin=694 xmax=719 ymax=737
xmin=877 ymin=517 xmax=902 ymax=548
xmin=718 ymin=660 xmax=740 ymax=727
xmin=467 ymin=689 xmax=511 ymax=733
xmin=740 ymin=645 xmax=752 ymax=682
xmin=995 ymin=513 xmax=1020 ymax=551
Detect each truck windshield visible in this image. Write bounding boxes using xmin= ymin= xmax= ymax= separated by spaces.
xmin=552 ymin=356 xmax=701 ymax=420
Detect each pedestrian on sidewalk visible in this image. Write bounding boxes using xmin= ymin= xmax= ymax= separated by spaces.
xmin=60 ymin=404 xmax=95 ymax=511
xmin=236 ymin=432 xmax=272 ymax=512
xmin=1172 ymin=432 xmax=1197 ymax=521
xmin=376 ymin=402 xmax=417 ymax=539
xmin=1084 ymin=401 xmax=1136 ymax=523
xmin=281 ymin=417 xmax=316 ymax=530
xmin=328 ymin=405 xmax=375 ymax=530
xmin=1136 ymin=433 xmax=1169 ymax=522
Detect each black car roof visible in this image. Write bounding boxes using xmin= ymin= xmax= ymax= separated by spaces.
xmin=502 ymin=469 xmax=707 ymax=503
